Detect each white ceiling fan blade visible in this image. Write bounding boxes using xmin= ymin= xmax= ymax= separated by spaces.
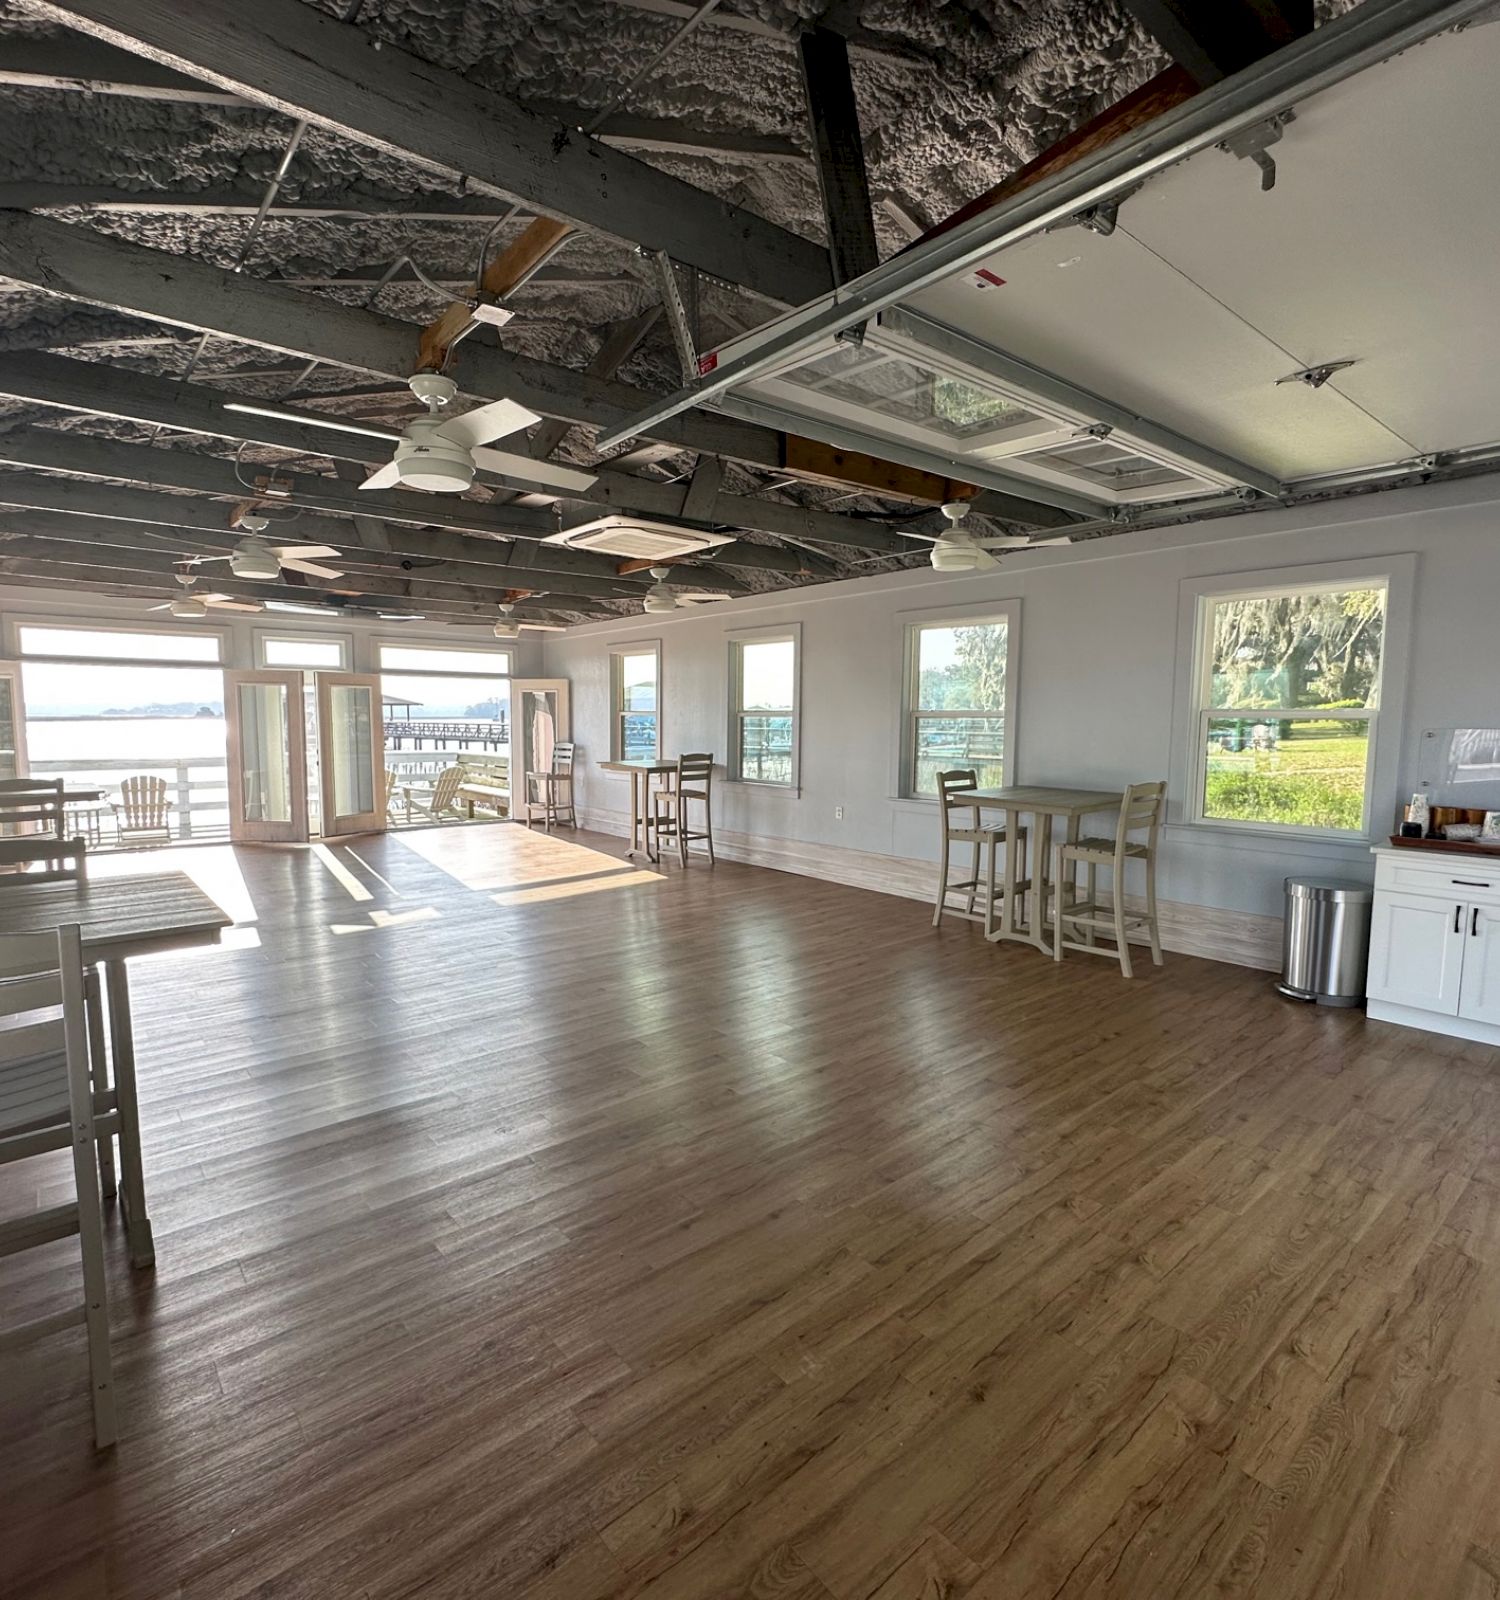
xmin=280 ymin=557 xmax=345 ymax=579
xmin=359 ymin=460 xmax=403 ymax=491
xmin=147 ymin=600 xmax=174 ymax=611
xmin=271 ymin=544 xmax=342 ymax=561
xmin=676 ymin=593 xmax=732 ymax=604
xmin=975 ymin=550 xmax=1001 ymax=571
xmin=519 ymin=621 xmax=568 ymax=632
xmin=437 ymin=398 xmax=542 ymax=449
xmin=205 ymin=597 xmax=265 ymax=612
xmin=973 ymin=536 xmax=1039 ymax=550
xmin=468 ymin=445 xmax=598 ymax=495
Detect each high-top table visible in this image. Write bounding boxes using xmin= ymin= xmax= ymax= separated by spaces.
xmin=597 ymin=758 xmax=678 ymax=862
xmin=970 ymin=785 xmax=1124 ymax=951
xmin=0 ymin=870 xmax=232 ymax=1266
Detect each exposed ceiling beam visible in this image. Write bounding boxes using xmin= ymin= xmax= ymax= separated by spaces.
xmin=597 ymin=0 xmax=928 ymax=67
xmin=31 ymin=0 xmax=834 ymax=308
xmin=0 ymin=32 xmax=244 ymax=104
xmin=0 ymin=475 xmax=672 ymax=599
xmin=275 ymin=267 xmax=624 ymax=295
xmin=0 ymin=183 xmax=535 ymax=224
xmin=0 ymin=352 xmax=905 ymax=557
xmin=1119 ymin=0 xmax=1313 ymax=85
xmin=523 ymin=308 xmax=662 ymax=465
xmin=0 ymin=529 xmax=613 ymax=615
xmin=0 ymin=212 xmax=1071 ymax=529
xmin=799 ymin=27 xmax=880 ymax=287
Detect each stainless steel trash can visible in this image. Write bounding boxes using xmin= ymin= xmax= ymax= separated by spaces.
xmin=1276 ymin=877 xmax=1374 ymax=1006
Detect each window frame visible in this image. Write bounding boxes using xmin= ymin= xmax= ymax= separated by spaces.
xmin=1171 ymin=556 xmax=1414 ymax=845
xmin=609 ymin=640 xmax=662 ymax=761
xmin=253 ymin=629 xmax=352 ymax=671
xmin=374 ymin=640 xmax=512 ymax=678
xmin=899 ymin=604 xmax=1017 ymax=800
xmin=9 ymin=617 xmax=226 ymax=667
xmin=727 ymin=624 xmax=801 ymax=791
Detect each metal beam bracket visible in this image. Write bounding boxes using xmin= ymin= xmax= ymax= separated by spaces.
xmin=1218 ymin=109 xmax=1295 ymax=190
xmin=644 ymin=248 xmax=701 ymax=385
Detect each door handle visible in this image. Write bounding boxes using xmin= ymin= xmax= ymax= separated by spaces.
xmin=1455 ymin=904 xmax=1463 ymax=933
xmin=1473 ymin=907 xmax=1482 ymax=938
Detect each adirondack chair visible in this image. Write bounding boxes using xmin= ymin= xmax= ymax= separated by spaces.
xmin=402 ymin=765 xmax=467 ymax=824
xmin=112 ymin=776 xmax=173 ymax=845
xmin=384 ymin=768 xmax=399 ymax=820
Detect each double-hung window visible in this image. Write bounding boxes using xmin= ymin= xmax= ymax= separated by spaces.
xmin=611 ymin=645 xmax=660 ymax=760
xmin=903 ymin=613 xmax=1012 ymax=797
xmin=1190 ymin=576 xmax=1388 ymax=836
xmin=729 ymin=629 xmax=799 ymax=787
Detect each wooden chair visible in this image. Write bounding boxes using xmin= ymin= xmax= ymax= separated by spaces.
xmin=384 ymin=767 xmax=399 ymax=821
xmin=524 ymin=741 xmax=577 ymax=832
xmin=112 ymin=775 xmax=173 ymax=845
xmin=1053 ymin=780 xmax=1167 ymax=978
xmin=652 ymin=752 xmax=715 ymax=866
xmin=932 ymin=769 xmax=1027 ymax=935
xmin=0 ymin=835 xmax=88 ymax=883
xmin=0 ymin=925 xmax=117 ymax=1448
xmin=0 ymin=776 xmax=66 ymax=839
xmin=402 ymin=764 xmax=466 ymax=824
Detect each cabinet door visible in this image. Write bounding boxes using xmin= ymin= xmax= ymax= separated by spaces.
xmin=1366 ymin=891 xmax=1465 ymax=1015
xmin=1458 ymin=904 xmax=1500 ymax=1025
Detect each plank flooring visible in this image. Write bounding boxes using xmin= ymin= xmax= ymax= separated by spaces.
xmin=1 ymin=823 xmax=1498 ymax=1599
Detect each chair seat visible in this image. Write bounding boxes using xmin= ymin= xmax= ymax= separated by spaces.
xmin=0 ymin=1045 xmax=69 ymax=1138
xmin=946 ymin=825 xmax=1022 ymax=844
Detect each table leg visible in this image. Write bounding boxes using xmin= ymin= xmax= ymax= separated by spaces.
xmin=103 ymin=957 xmax=154 ymax=1269
xmin=1001 ymin=808 xmax=1020 ymax=938
xmin=1031 ymin=812 xmax=1055 ymax=951
xmin=625 ymin=771 xmax=642 ymax=858
xmin=645 ymin=772 xmax=661 ymax=864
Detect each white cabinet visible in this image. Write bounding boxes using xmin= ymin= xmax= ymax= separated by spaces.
xmin=1367 ymin=889 xmax=1465 ymax=1015
xmin=1459 ymin=904 xmax=1500 ymax=1026
xmin=1366 ymin=849 xmax=1500 ymax=1043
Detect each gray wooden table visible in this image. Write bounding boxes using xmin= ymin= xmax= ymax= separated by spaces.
xmin=598 ymin=758 xmax=679 ymax=862
xmin=970 ymin=785 xmax=1124 ymax=951
xmin=0 ymin=871 xmax=232 ymax=1267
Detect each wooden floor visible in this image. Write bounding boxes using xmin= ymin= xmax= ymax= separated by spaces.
xmin=2 ymin=825 xmax=1499 ymax=1599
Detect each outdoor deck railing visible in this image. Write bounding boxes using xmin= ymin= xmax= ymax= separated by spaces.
xmin=31 ymin=756 xmax=229 ymax=842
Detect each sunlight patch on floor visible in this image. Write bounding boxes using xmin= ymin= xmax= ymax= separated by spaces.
xmin=491 ymin=867 xmax=663 ymax=906
xmin=311 ymin=843 xmax=375 ymax=903
xmin=329 ymin=906 xmax=442 ymax=935
xmin=392 ymin=822 xmax=633 ymax=892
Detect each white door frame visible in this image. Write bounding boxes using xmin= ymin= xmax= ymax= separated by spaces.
xmin=224 ymin=669 xmax=309 ymax=844
xmin=316 ymin=671 xmax=387 ymax=837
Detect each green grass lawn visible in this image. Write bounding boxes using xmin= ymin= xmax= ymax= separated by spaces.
xmin=1204 ymin=728 xmax=1369 ymax=831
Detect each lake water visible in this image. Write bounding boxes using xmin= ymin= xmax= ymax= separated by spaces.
xmin=27 ymin=716 xmax=229 ymax=766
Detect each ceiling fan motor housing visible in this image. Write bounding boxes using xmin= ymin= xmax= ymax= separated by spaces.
xmin=392 ymin=416 xmax=476 ymax=493
xmin=229 ymin=539 xmax=282 ymax=581
xmin=929 ymin=536 xmax=986 ymax=573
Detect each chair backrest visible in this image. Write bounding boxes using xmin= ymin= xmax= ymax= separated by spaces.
xmin=0 ymin=925 xmax=89 ymax=1140
xmin=0 ymin=777 xmax=65 ymax=839
xmin=552 ymin=741 xmax=576 ymax=777
xmin=385 ymin=768 xmax=398 ymax=802
xmin=118 ymin=775 xmax=170 ymax=828
xmin=432 ymin=765 xmax=465 ymax=807
xmin=675 ymin=752 xmax=714 ymax=790
xmin=0 ymin=835 xmax=87 ymax=884
xmin=935 ymin=769 xmax=980 ymax=837
xmin=1116 ymin=780 xmax=1167 ymax=850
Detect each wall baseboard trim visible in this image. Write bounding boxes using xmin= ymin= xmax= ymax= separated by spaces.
xmin=577 ymin=807 xmax=1283 ymax=972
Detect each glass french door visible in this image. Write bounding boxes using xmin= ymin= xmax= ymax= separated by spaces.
xmin=0 ymin=662 xmax=28 ymax=784
xmin=224 ymin=670 xmax=308 ymax=843
xmin=510 ymin=679 xmax=570 ymax=814
xmin=316 ymin=672 xmax=386 ymax=837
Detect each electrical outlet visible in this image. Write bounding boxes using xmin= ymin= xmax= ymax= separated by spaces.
xmin=834 ymin=806 xmax=845 ymax=821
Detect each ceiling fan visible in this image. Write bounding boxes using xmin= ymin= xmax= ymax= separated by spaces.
xmin=149 ymin=570 xmax=263 ymax=618
xmin=904 ymin=502 xmax=1072 ymax=571
xmin=642 ymin=567 xmax=733 ymax=613
xmin=187 ymin=536 xmax=346 ymax=582
xmin=225 ymin=374 xmax=598 ymax=497
xmin=490 ymin=603 xmax=568 ymax=640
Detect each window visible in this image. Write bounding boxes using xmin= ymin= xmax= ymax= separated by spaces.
xmin=378 ymin=644 xmax=511 ymax=676
xmin=1190 ymin=577 xmax=1388 ymax=836
xmin=258 ymin=634 xmax=348 ymax=670
xmin=611 ymin=644 xmax=660 ymax=760
xmin=729 ymin=629 xmax=798 ymax=787
xmin=16 ymin=625 xmax=221 ymax=663
xmin=904 ymin=614 xmax=1012 ymax=797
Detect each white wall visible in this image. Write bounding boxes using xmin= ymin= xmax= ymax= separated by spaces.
xmin=544 ymin=476 xmax=1500 ymax=959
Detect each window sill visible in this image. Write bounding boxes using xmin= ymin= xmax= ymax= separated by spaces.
xmin=1165 ymin=820 xmax=1377 ymax=857
xmin=721 ymin=779 xmax=801 ymax=797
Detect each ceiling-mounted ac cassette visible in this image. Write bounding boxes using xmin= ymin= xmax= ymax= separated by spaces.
xmin=542 ymin=516 xmax=734 ymax=561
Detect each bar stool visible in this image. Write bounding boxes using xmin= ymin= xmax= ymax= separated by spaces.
xmin=1052 ymin=779 xmax=1166 ymax=978
xmin=932 ymin=769 xmax=1026 ymax=935
xmin=652 ymin=752 xmax=715 ymax=866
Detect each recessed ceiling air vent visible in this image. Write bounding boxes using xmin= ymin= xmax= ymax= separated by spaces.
xmin=542 ymin=516 xmax=733 ymax=560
